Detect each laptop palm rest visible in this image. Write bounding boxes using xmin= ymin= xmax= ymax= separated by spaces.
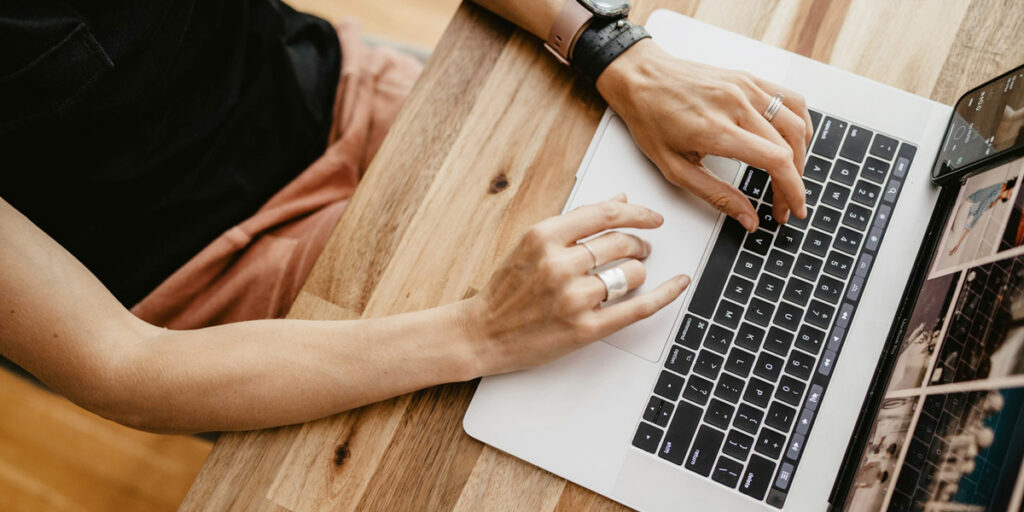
xmin=567 ymin=113 xmax=742 ymax=362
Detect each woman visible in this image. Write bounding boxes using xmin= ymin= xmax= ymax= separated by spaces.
xmin=0 ymin=0 xmax=811 ymax=433
xmin=947 ymin=177 xmax=1017 ymax=256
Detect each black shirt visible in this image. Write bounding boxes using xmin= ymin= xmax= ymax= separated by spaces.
xmin=0 ymin=0 xmax=341 ymax=306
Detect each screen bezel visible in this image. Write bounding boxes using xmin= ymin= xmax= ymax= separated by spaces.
xmin=931 ymin=63 xmax=1024 ymax=185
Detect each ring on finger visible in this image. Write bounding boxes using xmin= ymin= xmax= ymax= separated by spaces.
xmin=762 ymin=93 xmax=785 ymax=123
xmin=578 ymin=241 xmax=598 ymax=270
xmin=595 ymin=266 xmax=628 ymax=301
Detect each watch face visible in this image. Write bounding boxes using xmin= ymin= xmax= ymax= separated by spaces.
xmin=579 ymin=0 xmax=631 ymax=17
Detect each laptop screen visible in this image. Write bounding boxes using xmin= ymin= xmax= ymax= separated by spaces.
xmin=843 ymin=157 xmax=1024 ymax=511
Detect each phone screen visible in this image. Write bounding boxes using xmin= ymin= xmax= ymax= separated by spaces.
xmin=933 ymin=64 xmax=1024 ymax=181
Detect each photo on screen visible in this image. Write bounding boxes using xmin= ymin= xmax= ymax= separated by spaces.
xmin=888 ymin=272 xmax=961 ymax=391
xmin=933 ymin=160 xmax=1023 ymax=275
xmin=1003 ymin=160 xmax=1024 ymax=251
xmin=845 ymin=397 xmax=919 ymax=511
xmin=930 ymin=254 xmax=1024 ymax=386
xmin=888 ymin=387 xmax=1024 ymax=511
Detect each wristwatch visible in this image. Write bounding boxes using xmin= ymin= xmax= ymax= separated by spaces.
xmin=544 ymin=0 xmax=631 ymax=65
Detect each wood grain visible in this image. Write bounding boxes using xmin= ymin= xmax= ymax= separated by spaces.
xmin=0 ymin=370 xmax=210 ymax=512
xmin=182 ymin=1 xmax=1024 ymax=510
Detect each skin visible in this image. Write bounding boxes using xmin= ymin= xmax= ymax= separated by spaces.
xmin=1 ymin=0 xmax=811 ymax=433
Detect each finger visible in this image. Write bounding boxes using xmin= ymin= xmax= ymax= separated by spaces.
xmin=737 ymin=107 xmax=805 ymax=220
xmin=724 ymin=124 xmax=806 ymax=220
xmin=572 ymin=231 xmax=650 ymax=271
xmin=662 ymin=154 xmax=759 ymax=232
xmin=543 ymin=199 xmax=664 ymax=244
xmin=587 ymin=275 xmax=691 ymax=336
xmin=748 ymin=77 xmax=815 ymax=147
xmin=764 ymin=106 xmax=809 ymax=222
xmin=579 ymin=259 xmax=647 ymax=303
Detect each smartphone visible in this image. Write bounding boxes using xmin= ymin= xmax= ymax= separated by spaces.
xmin=932 ymin=63 xmax=1024 ymax=184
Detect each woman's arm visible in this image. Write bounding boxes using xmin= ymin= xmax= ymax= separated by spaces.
xmin=0 ymin=196 xmax=686 ymax=434
xmin=470 ymin=0 xmax=814 ymax=231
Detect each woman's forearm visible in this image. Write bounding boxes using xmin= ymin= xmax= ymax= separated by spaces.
xmin=107 ymin=302 xmax=479 ymax=433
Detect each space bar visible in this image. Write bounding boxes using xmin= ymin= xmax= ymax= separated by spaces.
xmin=688 ymin=218 xmax=745 ymax=319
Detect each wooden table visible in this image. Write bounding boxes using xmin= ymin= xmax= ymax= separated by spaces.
xmin=181 ymin=1 xmax=1024 ymax=510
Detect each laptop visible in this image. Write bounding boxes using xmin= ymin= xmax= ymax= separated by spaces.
xmin=464 ymin=9 xmax=1024 ymax=511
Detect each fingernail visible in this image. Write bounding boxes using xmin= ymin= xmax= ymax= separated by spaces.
xmin=653 ymin=211 xmax=664 ymax=224
xmin=777 ymin=210 xmax=790 ymax=224
xmin=643 ymin=240 xmax=652 ymax=256
xmin=678 ymin=274 xmax=691 ymax=287
xmin=798 ymin=205 xmax=808 ymax=219
xmin=738 ymin=214 xmax=757 ymax=232
xmin=611 ymin=193 xmax=627 ymax=202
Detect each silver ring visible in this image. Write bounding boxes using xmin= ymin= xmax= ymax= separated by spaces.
xmin=596 ymin=266 xmax=629 ymax=302
xmin=579 ymin=241 xmax=599 ymax=270
xmin=762 ymin=93 xmax=785 ymax=123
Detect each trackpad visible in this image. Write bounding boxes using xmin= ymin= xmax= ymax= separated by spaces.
xmin=567 ymin=114 xmax=742 ymax=361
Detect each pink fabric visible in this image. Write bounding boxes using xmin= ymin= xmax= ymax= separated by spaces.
xmin=131 ymin=21 xmax=422 ymax=329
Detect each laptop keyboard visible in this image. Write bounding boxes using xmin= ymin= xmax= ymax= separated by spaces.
xmin=630 ymin=109 xmax=917 ymax=508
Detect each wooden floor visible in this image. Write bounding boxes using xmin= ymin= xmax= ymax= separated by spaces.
xmin=0 ymin=3 xmax=456 ymax=512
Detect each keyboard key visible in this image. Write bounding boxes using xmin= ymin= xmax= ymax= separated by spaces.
xmin=786 ymin=433 xmax=806 ymax=461
xmin=756 ymin=428 xmax=786 ymax=459
xmin=689 ymin=219 xmax=745 ymax=318
xmin=725 ymin=347 xmax=755 ymax=378
xmin=754 ymin=352 xmax=784 ymax=382
xmin=874 ymin=205 xmax=892 ymax=230
xmin=865 ymin=227 xmax=883 ymax=252
xmin=796 ymin=325 xmax=825 ymax=354
xmin=821 ymin=182 xmax=851 ymax=210
xmin=745 ymin=297 xmax=775 ymax=327
xmin=644 ymin=396 xmax=675 ymax=427
xmin=830 ymin=159 xmax=859 ymax=186
xmin=744 ymin=229 xmax=773 ymax=255
xmin=658 ymin=401 xmax=701 ymax=464
xmin=803 ymin=180 xmax=822 ymax=207
xmin=804 ymin=156 xmax=831 ymax=183
xmin=824 ymin=251 xmax=854 ymax=279
xmin=715 ymin=300 xmax=744 ymax=329
xmin=852 ymin=180 xmax=881 ymax=207
xmin=724 ymin=429 xmax=754 ymax=460
xmin=739 ymin=166 xmax=770 ymax=198
xmin=724 ymin=275 xmax=755 ymax=304
xmin=755 ymin=274 xmax=785 ymax=301
xmin=815 ymin=274 xmax=844 ymax=304
xmin=775 ymin=376 xmax=806 ymax=406
xmin=740 ymin=455 xmax=776 ymax=500
xmin=695 ymin=350 xmax=724 ymax=380
xmin=757 ymin=204 xmax=779 ymax=231
xmin=633 ymin=422 xmax=664 ymax=453
xmin=686 ymin=426 xmax=725 ymax=476
xmin=870 ymin=134 xmax=898 ymax=160
xmin=715 ymin=373 xmax=745 ymax=403
xmin=843 ymin=203 xmax=872 ymax=231
xmin=788 ymin=207 xmax=812 ymax=230
xmin=808 ymin=110 xmax=822 ymax=133
xmin=796 ymin=408 xmax=815 ymax=436
xmin=704 ymin=324 xmax=734 ymax=354
xmin=654 ymin=370 xmax=685 ymax=401
xmin=666 ymin=345 xmax=697 ymax=375
xmin=705 ymin=399 xmax=735 ymax=429
xmin=836 ymin=303 xmax=854 ymax=329
xmin=847 ymin=277 xmax=865 ymax=301
xmin=744 ymin=377 xmax=774 ymax=408
xmin=734 ymin=404 xmax=764 ymax=435
xmin=812 ymin=206 xmax=841 ymax=233
xmin=882 ymin=180 xmax=901 ymax=204
xmin=792 ymin=253 xmax=823 ymax=282
xmin=763 ymin=183 xmax=774 ymax=204
xmin=785 ymin=350 xmax=816 ymax=380
xmin=818 ymin=350 xmax=837 ymax=377
xmin=782 ymin=278 xmax=813 ymax=307
xmin=840 ymin=125 xmax=872 ymax=162
xmin=775 ymin=463 xmax=796 ymax=493
xmin=736 ymin=323 xmax=765 ymax=351
xmin=766 ymin=401 xmax=797 ymax=431
xmin=804 ymin=299 xmax=836 ymax=329
xmin=805 ymin=385 xmax=824 ymax=412
xmin=802 ymin=229 xmax=831 ymax=257
xmin=862 ymin=157 xmax=889 ymax=183
xmin=774 ymin=226 xmax=804 ymax=254
xmin=764 ymin=326 xmax=794 ymax=357
xmin=677 ymin=314 xmax=708 ymax=349
xmin=684 ymin=374 xmax=714 ymax=405
xmin=833 ymin=227 xmax=862 ymax=255
xmin=712 ymin=456 xmax=744 ymax=488
xmin=734 ymin=252 xmax=765 ymax=280
xmin=765 ymin=249 xmax=794 ymax=278
xmin=811 ymin=117 xmax=847 ymax=159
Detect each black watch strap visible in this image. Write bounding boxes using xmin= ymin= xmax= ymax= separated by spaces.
xmin=571 ymin=18 xmax=650 ymax=83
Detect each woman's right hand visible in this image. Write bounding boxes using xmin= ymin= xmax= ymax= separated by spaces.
xmin=461 ymin=195 xmax=691 ymax=376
